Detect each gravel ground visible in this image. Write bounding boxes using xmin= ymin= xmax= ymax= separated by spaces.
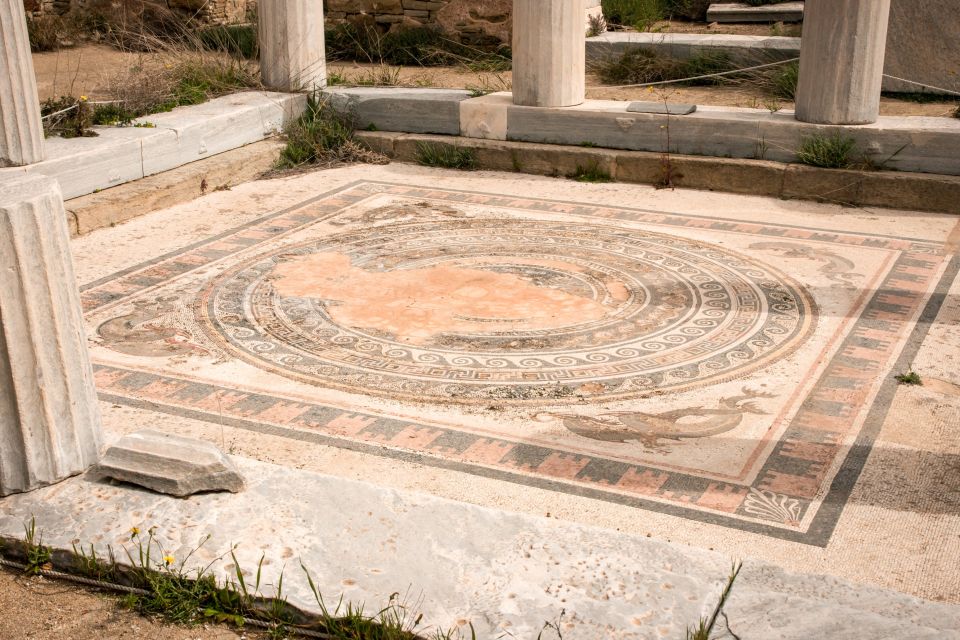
xmin=0 ymin=567 xmax=257 ymax=640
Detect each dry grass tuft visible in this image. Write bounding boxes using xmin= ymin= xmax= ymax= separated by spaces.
xmin=274 ymin=96 xmax=388 ymax=172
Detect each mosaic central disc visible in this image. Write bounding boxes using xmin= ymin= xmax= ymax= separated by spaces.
xmin=200 ymin=219 xmax=815 ymax=404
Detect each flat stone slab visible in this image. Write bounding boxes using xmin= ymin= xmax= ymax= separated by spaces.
xmin=323 ymin=87 xmax=472 ymax=135
xmin=707 ymin=2 xmax=805 ymax=23
xmin=94 ymin=430 xmax=244 ymax=497
xmin=1 ymin=458 xmax=958 ymax=639
xmin=627 ymin=101 xmax=697 ymax=115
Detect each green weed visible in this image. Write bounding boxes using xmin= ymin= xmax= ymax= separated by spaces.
xmin=276 ymin=95 xmax=386 ymax=170
xmin=687 ymin=562 xmax=742 ymax=640
xmin=569 ymin=161 xmax=613 ymax=183
xmin=21 ymin=517 xmax=51 ymax=575
xmin=464 ymin=72 xmax=511 ymax=98
xmin=90 ymin=102 xmax=136 ymax=126
xmin=415 ymin=142 xmax=477 ymax=170
xmin=40 ymin=96 xmax=96 ymax=138
xmin=587 ymin=13 xmax=608 ymax=38
xmin=895 ymin=370 xmax=923 ymax=386
xmin=602 ymin=0 xmax=664 ymax=29
xmin=795 ymin=133 xmax=857 ymax=169
xmin=602 ymin=0 xmax=713 ymax=25
xmin=769 ymin=60 xmax=799 ymax=100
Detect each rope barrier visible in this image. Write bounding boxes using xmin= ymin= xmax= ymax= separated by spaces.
xmin=598 ymin=56 xmax=801 ymax=90
xmin=881 ymin=74 xmax=960 ymax=98
xmin=595 ymin=57 xmax=960 ymax=97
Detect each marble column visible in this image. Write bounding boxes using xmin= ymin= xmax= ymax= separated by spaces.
xmin=0 ymin=0 xmax=45 ymax=166
xmin=512 ymin=0 xmax=587 ymax=108
xmin=794 ymin=0 xmax=892 ymax=125
xmin=0 ymin=175 xmax=103 ymax=496
xmin=258 ymin=0 xmax=327 ymax=92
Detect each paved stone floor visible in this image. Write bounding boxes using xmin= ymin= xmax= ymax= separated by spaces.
xmin=66 ymin=164 xmax=960 ymax=607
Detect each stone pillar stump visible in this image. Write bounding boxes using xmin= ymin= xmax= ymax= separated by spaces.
xmin=258 ymin=0 xmax=327 ymax=92
xmin=512 ymin=0 xmax=587 ymax=108
xmin=795 ymin=0 xmax=892 ymax=125
xmin=0 ymin=0 xmax=45 ymax=166
xmin=0 ymin=175 xmax=103 ymax=496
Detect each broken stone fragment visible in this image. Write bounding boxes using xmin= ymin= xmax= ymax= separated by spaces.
xmin=93 ymin=430 xmax=244 ymax=497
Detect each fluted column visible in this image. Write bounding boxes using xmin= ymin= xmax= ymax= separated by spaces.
xmin=258 ymin=0 xmax=326 ymax=92
xmin=0 ymin=175 xmax=103 ymax=496
xmin=0 ymin=0 xmax=45 ymax=166
xmin=795 ymin=0 xmax=892 ymax=125
xmin=512 ymin=0 xmax=587 ymax=107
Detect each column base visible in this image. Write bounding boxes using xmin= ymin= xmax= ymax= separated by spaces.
xmin=0 ymin=174 xmax=102 ymax=496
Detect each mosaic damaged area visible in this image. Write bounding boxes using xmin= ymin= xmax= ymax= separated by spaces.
xmin=81 ymin=182 xmax=954 ymax=545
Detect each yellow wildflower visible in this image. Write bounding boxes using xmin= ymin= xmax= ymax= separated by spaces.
xmin=79 ymin=95 xmax=88 ymax=102
xmin=163 ymin=555 xmax=175 ymax=566
xmin=130 ymin=526 xmax=140 ymax=537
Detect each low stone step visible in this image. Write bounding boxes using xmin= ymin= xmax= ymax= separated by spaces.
xmin=707 ymin=2 xmax=804 ymax=23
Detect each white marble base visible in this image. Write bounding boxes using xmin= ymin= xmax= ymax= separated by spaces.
xmin=0 ymin=456 xmax=957 ymax=638
xmin=0 ymin=174 xmax=102 ymax=495
xmin=2 ymin=92 xmax=305 ymax=200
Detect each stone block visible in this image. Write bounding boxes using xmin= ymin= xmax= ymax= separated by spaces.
xmin=27 ymin=128 xmax=153 ymax=200
xmin=854 ymin=170 xmax=960 ymax=214
xmin=94 ymin=430 xmax=244 ymax=497
xmin=506 ymin=101 xmax=765 ymax=161
xmin=758 ymin=112 xmax=960 ymax=175
xmin=139 ymin=92 xmax=305 ymax=176
xmin=323 ymin=87 xmax=472 ymax=135
xmin=670 ymin=155 xmax=785 ymax=196
xmin=459 ymin=92 xmax=511 ymax=140
xmin=354 ymin=130 xmax=403 ymax=157
xmin=707 ymin=2 xmax=804 ymax=23
xmin=781 ymin=165 xmax=864 ymax=204
xmin=66 ymin=139 xmax=285 ymax=236
xmin=627 ymin=102 xmax=697 ymax=115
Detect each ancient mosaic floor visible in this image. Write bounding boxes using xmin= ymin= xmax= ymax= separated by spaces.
xmin=75 ymin=167 xmax=960 ymax=561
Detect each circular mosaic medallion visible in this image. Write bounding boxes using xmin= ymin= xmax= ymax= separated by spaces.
xmin=198 ymin=218 xmax=816 ymax=405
